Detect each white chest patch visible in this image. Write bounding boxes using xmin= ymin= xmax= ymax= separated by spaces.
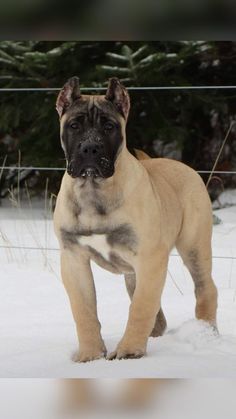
xmin=77 ymin=234 xmax=111 ymax=261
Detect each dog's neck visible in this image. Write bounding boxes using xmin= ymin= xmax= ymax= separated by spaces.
xmin=63 ymin=147 xmax=145 ymax=208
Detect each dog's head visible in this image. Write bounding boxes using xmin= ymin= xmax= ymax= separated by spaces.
xmin=56 ymin=77 xmax=130 ymax=179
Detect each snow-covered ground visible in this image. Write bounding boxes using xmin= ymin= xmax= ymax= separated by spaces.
xmin=0 ymin=196 xmax=236 ymax=378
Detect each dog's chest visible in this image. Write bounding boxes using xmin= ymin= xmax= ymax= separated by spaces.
xmin=79 ymin=233 xmax=135 ymax=274
xmin=61 ymin=222 xmax=138 ymax=274
xmin=77 ymin=234 xmax=111 ymax=261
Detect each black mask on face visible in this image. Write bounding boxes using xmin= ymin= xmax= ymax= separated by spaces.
xmin=56 ymin=77 xmax=130 ymax=180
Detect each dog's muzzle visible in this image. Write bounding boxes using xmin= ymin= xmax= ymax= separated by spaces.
xmin=67 ymin=140 xmax=114 ymax=179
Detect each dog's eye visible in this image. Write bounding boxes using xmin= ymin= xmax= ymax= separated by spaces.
xmin=70 ymin=122 xmax=80 ymax=130
xmin=104 ymin=122 xmax=115 ymax=132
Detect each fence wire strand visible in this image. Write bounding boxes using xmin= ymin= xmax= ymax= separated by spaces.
xmin=1 ymin=85 xmax=236 ymax=92
xmin=0 ymin=244 xmax=235 ymax=260
xmin=1 ymin=166 xmax=236 ymax=175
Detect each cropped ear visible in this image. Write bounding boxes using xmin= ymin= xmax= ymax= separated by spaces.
xmin=105 ymin=78 xmax=130 ymax=121
xmin=56 ymin=77 xmax=81 ymax=118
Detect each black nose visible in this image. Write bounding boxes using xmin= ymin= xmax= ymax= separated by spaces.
xmin=80 ymin=141 xmax=103 ymax=157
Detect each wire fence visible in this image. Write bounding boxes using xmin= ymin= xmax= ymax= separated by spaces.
xmin=1 ymin=85 xmax=236 ymax=92
xmin=1 ymin=166 xmax=236 ymax=175
xmin=0 ymin=244 xmax=236 ymax=261
xmin=1 ymin=84 xmax=236 ymax=259
xmin=1 ymin=84 xmax=236 ymax=174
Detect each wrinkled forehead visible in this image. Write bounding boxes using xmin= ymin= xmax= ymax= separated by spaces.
xmin=61 ymin=95 xmax=123 ymax=127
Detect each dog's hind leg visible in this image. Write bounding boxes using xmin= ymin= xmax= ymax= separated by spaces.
xmin=149 ymin=308 xmax=167 ymax=337
xmin=124 ymin=274 xmax=167 ymax=337
xmin=176 ymin=230 xmax=218 ymax=327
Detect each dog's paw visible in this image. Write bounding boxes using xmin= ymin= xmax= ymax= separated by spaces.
xmin=107 ymin=345 xmax=146 ymax=360
xmin=72 ymin=346 xmax=107 ymax=363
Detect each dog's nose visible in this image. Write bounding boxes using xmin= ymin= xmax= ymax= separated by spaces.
xmin=80 ymin=141 xmax=103 ymax=157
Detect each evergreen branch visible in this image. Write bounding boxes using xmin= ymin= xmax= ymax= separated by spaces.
xmin=0 ymin=49 xmax=16 ymax=62
xmin=100 ymin=65 xmax=131 ymax=74
xmin=0 ymin=58 xmax=18 ymax=67
xmin=106 ymin=52 xmax=128 ymax=62
xmin=131 ymin=45 xmax=148 ymax=59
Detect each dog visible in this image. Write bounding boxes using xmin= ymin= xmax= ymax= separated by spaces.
xmin=53 ymin=77 xmax=217 ymax=362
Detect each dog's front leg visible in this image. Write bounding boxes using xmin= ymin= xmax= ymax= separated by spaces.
xmin=61 ymin=249 xmax=106 ymax=362
xmin=108 ymin=247 xmax=168 ymax=360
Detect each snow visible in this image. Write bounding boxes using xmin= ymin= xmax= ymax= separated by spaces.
xmin=0 ymin=196 xmax=236 ymax=378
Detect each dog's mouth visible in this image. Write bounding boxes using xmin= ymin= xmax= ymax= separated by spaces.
xmin=67 ymin=165 xmax=101 ymax=179
xmin=67 ymin=157 xmax=114 ymax=179
xmin=80 ymin=167 xmax=100 ymax=178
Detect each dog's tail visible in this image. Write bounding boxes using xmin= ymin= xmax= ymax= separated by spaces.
xmin=133 ymin=148 xmax=151 ymax=160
